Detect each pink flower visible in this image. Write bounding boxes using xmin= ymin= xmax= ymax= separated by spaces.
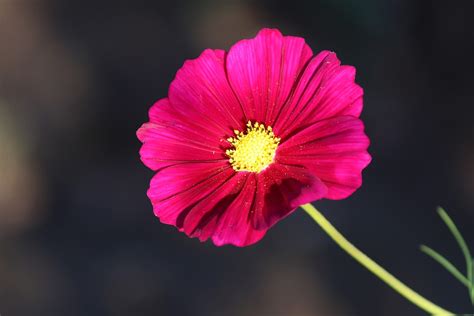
xmin=137 ymin=28 xmax=371 ymax=247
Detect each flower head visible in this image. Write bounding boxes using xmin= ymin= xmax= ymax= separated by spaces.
xmin=137 ymin=28 xmax=371 ymax=246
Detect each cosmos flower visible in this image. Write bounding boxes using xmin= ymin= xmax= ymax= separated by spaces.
xmin=137 ymin=28 xmax=371 ymax=247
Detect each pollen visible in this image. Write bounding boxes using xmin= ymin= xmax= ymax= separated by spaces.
xmin=226 ymin=121 xmax=280 ymax=173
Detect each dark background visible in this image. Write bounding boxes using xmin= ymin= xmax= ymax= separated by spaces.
xmin=0 ymin=0 xmax=473 ymax=315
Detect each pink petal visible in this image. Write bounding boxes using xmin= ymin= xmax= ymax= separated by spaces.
xmin=147 ymin=98 xmax=176 ymax=124
xmin=278 ymin=116 xmax=371 ymax=199
xmin=147 ymin=162 xmax=234 ymax=226
xmin=168 ymin=49 xmax=244 ymax=136
xmin=226 ymin=28 xmax=313 ymax=125
xmin=212 ymin=174 xmax=266 ymax=247
xmin=274 ymin=51 xmax=363 ymax=139
xmin=181 ymin=172 xmax=247 ymax=239
xmin=143 ymin=98 xmax=220 ymax=144
xmin=137 ymin=121 xmax=226 ymax=171
xmin=251 ymin=163 xmax=327 ymax=230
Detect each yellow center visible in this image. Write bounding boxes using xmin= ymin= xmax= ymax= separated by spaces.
xmin=225 ymin=121 xmax=280 ymax=173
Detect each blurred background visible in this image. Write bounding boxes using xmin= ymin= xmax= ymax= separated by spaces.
xmin=0 ymin=0 xmax=473 ymax=315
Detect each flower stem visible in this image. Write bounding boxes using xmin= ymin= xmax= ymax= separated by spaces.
xmin=301 ymin=203 xmax=454 ymax=315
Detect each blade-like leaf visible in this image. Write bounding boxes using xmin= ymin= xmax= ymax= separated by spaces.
xmin=420 ymin=244 xmax=471 ymax=288
xmin=437 ymin=207 xmax=474 ymax=304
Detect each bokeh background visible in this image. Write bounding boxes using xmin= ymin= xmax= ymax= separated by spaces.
xmin=0 ymin=0 xmax=473 ymax=315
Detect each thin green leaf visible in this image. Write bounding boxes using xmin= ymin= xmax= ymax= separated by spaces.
xmin=437 ymin=206 xmax=474 ymax=304
xmin=420 ymin=244 xmax=471 ymax=288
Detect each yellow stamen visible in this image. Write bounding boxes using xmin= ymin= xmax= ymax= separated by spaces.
xmin=226 ymin=121 xmax=280 ymax=173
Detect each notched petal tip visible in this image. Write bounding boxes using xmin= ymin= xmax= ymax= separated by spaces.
xmin=136 ymin=122 xmax=154 ymax=143
xmin=256 ymin=27 xmax=283 ymax=37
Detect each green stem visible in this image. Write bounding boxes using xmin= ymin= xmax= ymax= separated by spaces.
xmin=301 ymin=203 xmax=454 ymax=315
xmin=437 ymin=207 xmax=474 ymax=305
xmin=420 ymin=244 xmax=472 ymax=288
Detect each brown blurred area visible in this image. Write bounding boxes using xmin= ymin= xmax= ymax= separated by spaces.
xmin=0 ymin=0 xmax=473 ymax=315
